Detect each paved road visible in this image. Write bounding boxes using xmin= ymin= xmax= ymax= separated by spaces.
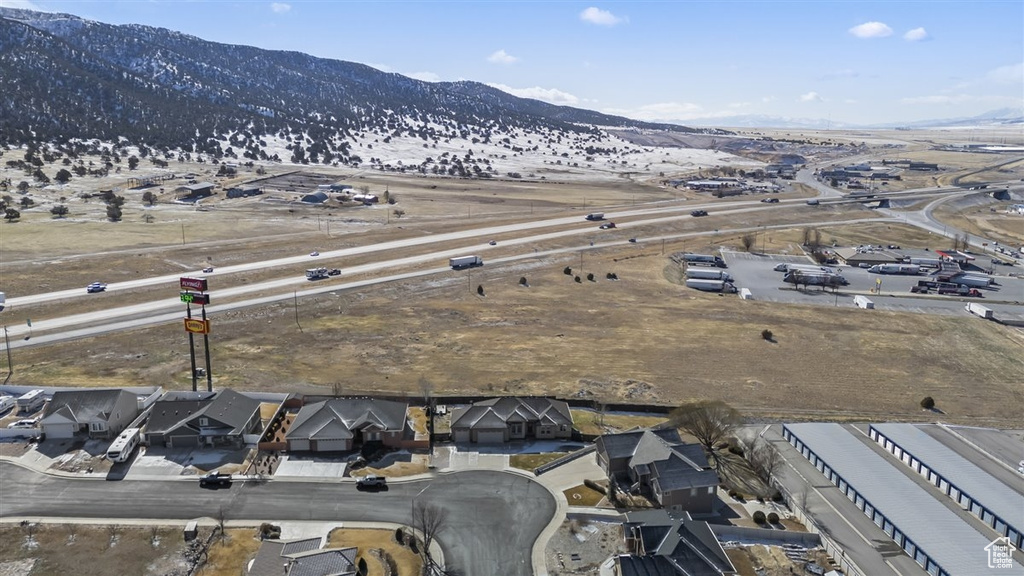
xmin=0 ymin=463 xmax=554 ymax=576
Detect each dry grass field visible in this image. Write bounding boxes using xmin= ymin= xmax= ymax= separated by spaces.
xmin=327 ymin=528 xmax=422 ymax=576
xmin=3 ymin=139 xmax=1023 ymax=427
xmin=0 ymin=524 xmax=190 ymax=576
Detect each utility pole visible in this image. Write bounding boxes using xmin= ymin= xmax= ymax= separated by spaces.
xmin=186 ymin=304 xmax=198 ymax=391
xmin=3 ymin=325 xmax=13 ymax=385
xmin=293 ymin=291 xmax=302 ymax=332
xmin=202 ymin=304 xmax=212 ymax=392
xmin=181 ymin=223 xmax=186 ymax=245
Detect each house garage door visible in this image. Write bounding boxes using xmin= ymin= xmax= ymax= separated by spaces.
xmin=474 ymin=430 xmax=506 ymax=444
xmin=169 ymin=435 xmax=200 ymax=448
xmin=43 ymin=424 xmax=76 ymax=439
xmin=452 ymin=430 xmax=471 ymax=443
xmin=314 ymin=439 xmax=349 ymax=452
xmin=289 ymin=439 xmax=310 ymax=452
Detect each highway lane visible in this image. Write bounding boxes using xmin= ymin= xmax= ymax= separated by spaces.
xmin=0 ymin=463 xmax=554 ymax=576
xmin=2 ymin=214 xmax=898 ymax=348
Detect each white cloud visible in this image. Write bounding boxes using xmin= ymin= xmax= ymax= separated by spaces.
xmin=761 ymin=96 xmax=776 ymax=103
xmin=819 ymin=68 xmax=859 ymax=80
xmin=580 ymin=7 xmax=625 ymax=27
xmin=602 ymin=102 xmax=702 ymax=121
xmin=270 ymin=3 xmax=291 ymax=14
xmin=487 ymin=50 xmax=519 ymax=65
xmin=406 ymin=71 xmax=440 ymax=83
xmin=487 ymin=83 xmax=579 ymax=106
xmin=799 ymin=91 xmax=824 ymax=102
xmin=728 ymin=102 xmax=751 ymax=109
xmin=900 ymin=94 xmax=972 ymax=105
xmin=903 ymin=27 xmax=929 ymax=41
xmin=0 ymin=0 xmax=43 ymax=8
xmin=987 ymin=62 xmax=1023 ymax=84
xmin=848 ymin=21 xmax=893 ymax=39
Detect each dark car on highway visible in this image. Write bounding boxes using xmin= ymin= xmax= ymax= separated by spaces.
xmin=690 ymin=210 xmax=708 ymax=217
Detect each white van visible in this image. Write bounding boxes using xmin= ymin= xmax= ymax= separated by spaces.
xmin=0 ymin=395 xmax=15 ymax=415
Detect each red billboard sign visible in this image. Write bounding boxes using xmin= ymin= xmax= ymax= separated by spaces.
xmin=180 ymin=277 xmax=208 ymax=292
xmin=184 ymin=318 xmax=211 ymax=335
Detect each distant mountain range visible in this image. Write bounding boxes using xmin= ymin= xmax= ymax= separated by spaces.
xmin=0 ymin=7 xmax=720 ymax=171
xmin=678 ymin=108 xmax=1024 ymax=130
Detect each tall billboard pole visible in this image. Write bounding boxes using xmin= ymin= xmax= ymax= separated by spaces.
xmin=180 ymin=277 xmax=211 ymax=392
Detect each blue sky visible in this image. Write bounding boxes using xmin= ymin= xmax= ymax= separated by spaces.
xmin=3 ymin=0 xmax=1022 ymax=125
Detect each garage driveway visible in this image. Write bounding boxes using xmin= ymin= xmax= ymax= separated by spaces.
xmin=274 ymin=455 xmax=348 ymax=478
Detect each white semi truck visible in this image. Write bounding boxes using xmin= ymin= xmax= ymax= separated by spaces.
xmin=685 ymin=279 xmax=738 ymax=293
xmin=685 ymin=268 xmax=733 ymax=281
xmin=449 ymin=256 xmax=484 ymax=270
xmin=965 ymin=302 xmax=994 ymax=319
xmin=585 ymin=213 xmax=605 ymax=221
xmin=869 ymin=264 xmax=921 ymax=275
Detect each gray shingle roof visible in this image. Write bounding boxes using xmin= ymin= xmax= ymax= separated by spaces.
xmin=286 ymin=398 xmax=408 ymax=442
xmin=247 ymin=537 xmax=357 ymax=576
xmin=146 ymin=389 xmax=260 ymax=435
xmin=596 ymin=429 xmax=682 ymax=461
xmin=450 ymin=397 xmax=573 ymax=429
xmin=42 ymin=389 xmax=135 ymax=424
xmin=620 ymin=510 xmax=735 ymax=576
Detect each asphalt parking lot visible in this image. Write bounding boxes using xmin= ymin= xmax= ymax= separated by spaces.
xmin=721 ymin=250 xmax=1024 ymax=320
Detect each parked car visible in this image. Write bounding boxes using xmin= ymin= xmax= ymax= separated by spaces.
xmin=690 ymin=210 xmax=708 ymax=217
xmin=599 ymin=222 xmax=616 ymax=229
xmin=86 ymin=282 xmax=107 ymax=293
xmin=760 ymin=198 xmax=779 ymax=203
xmin=202 ymin=266 xmax=214 ymax=273
xmin=356 ymin=474 xmax=387 ymax=490
xmin=199 ymin=472 xmax=232 ymax=488
xmin=628 ymin=238 xmax=637 ymax=243
xmin=327 ymin=268 xmax=341 ymax=276
xmin=7 ymin=419 xmax=38 ymax=429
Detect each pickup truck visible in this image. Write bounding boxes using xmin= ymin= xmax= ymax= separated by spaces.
xmin=356 ymin=475 xmax=387 ymax=490
xmin=199 ymin=472 xmax=232 ymax=488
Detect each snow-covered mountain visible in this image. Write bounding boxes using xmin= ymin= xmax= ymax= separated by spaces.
xmin=0 ymin=7 xmax=729 ymax=179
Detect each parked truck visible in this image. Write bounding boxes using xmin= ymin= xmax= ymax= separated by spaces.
xmin=965 ymin=302 xmax=994 ymax=319
xmin=685 ymin=279 xmax=738 ymax=293
xmin=773 ymin=263 xmax=836 ymax=274
xmin=944 ymin=274 xmax=993 ymax=288
xmin=305 ymin=267 xmax=329 ymax=280
xmin=449 ymin=255 xmax=483 ymax=270
xmin=869 ymin=264 xmax=921 ymax=275
xmin=685 ymin=268 xmax=733 ymax=281
xmin=682 ymin=253 xmax=727 ymax=268
xmin=908 ymin=257 xmax=942 ymax=268
xmin=783 ymin=271 xmax=848 ymax=286
xmin=585 ymin=213 xmax=605 ymax=221
xmin=853 ymin=295 xmax=875 ymax=309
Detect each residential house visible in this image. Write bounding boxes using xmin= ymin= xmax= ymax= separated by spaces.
xmin=144 ymin=389 xmax=262 ymax=448
xmin=285 ymin=398 xmax=410 ymax=452
xmin=617 ymin=509 xmax=736 ymax=576
xmin=450 ymin=397 xmax=574 ymax=443
xmin=247 ymin=537 xmax=357 ymax=576
xmin=38 ymin=389 xmax=140 ymax=440
xmin=596 ymin=429 xmax=719 ymax=514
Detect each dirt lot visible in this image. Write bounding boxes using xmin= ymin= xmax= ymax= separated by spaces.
xmin=544 ymin=519 xmax=625 ymax=576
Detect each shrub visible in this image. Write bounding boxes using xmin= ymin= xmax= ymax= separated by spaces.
xmin=920 ymin=396 xmax=935 ymax=410
xmin=587 ymin=273 xmax=595 ymax=281
xmin=752 ymin=511 xmax=767 ymax=524
xmin=761 ymin=329 xmax=773 ymax=341
xmin=519 ymin=276 xmax=528 ymax=286
xmin=574 ymin=276 xmax=582 ymax=283
xmin=477 ymin=284 xmax=484 ymax=296
xmin=564 ymin=266 xmax=573 ymax=275
xmin=767 ymin=512 xmax=780 ymax=524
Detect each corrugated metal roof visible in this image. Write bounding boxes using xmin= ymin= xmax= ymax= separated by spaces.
xmin=870 ymin=423 xmax=1024 ymax=536
xmin=785 ymin=423 xmax=1020 ymax=576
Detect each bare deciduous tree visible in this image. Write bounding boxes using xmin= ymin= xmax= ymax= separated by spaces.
xmin=412 ymin=501 xmax=449 ymax=575
xmin=669 ymin=401 xmax=741 ymax=461
xmin=741 ymin=233 xmax=756 ymax=252
xmin=747 ymin=439 xmax=784 ymax=496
